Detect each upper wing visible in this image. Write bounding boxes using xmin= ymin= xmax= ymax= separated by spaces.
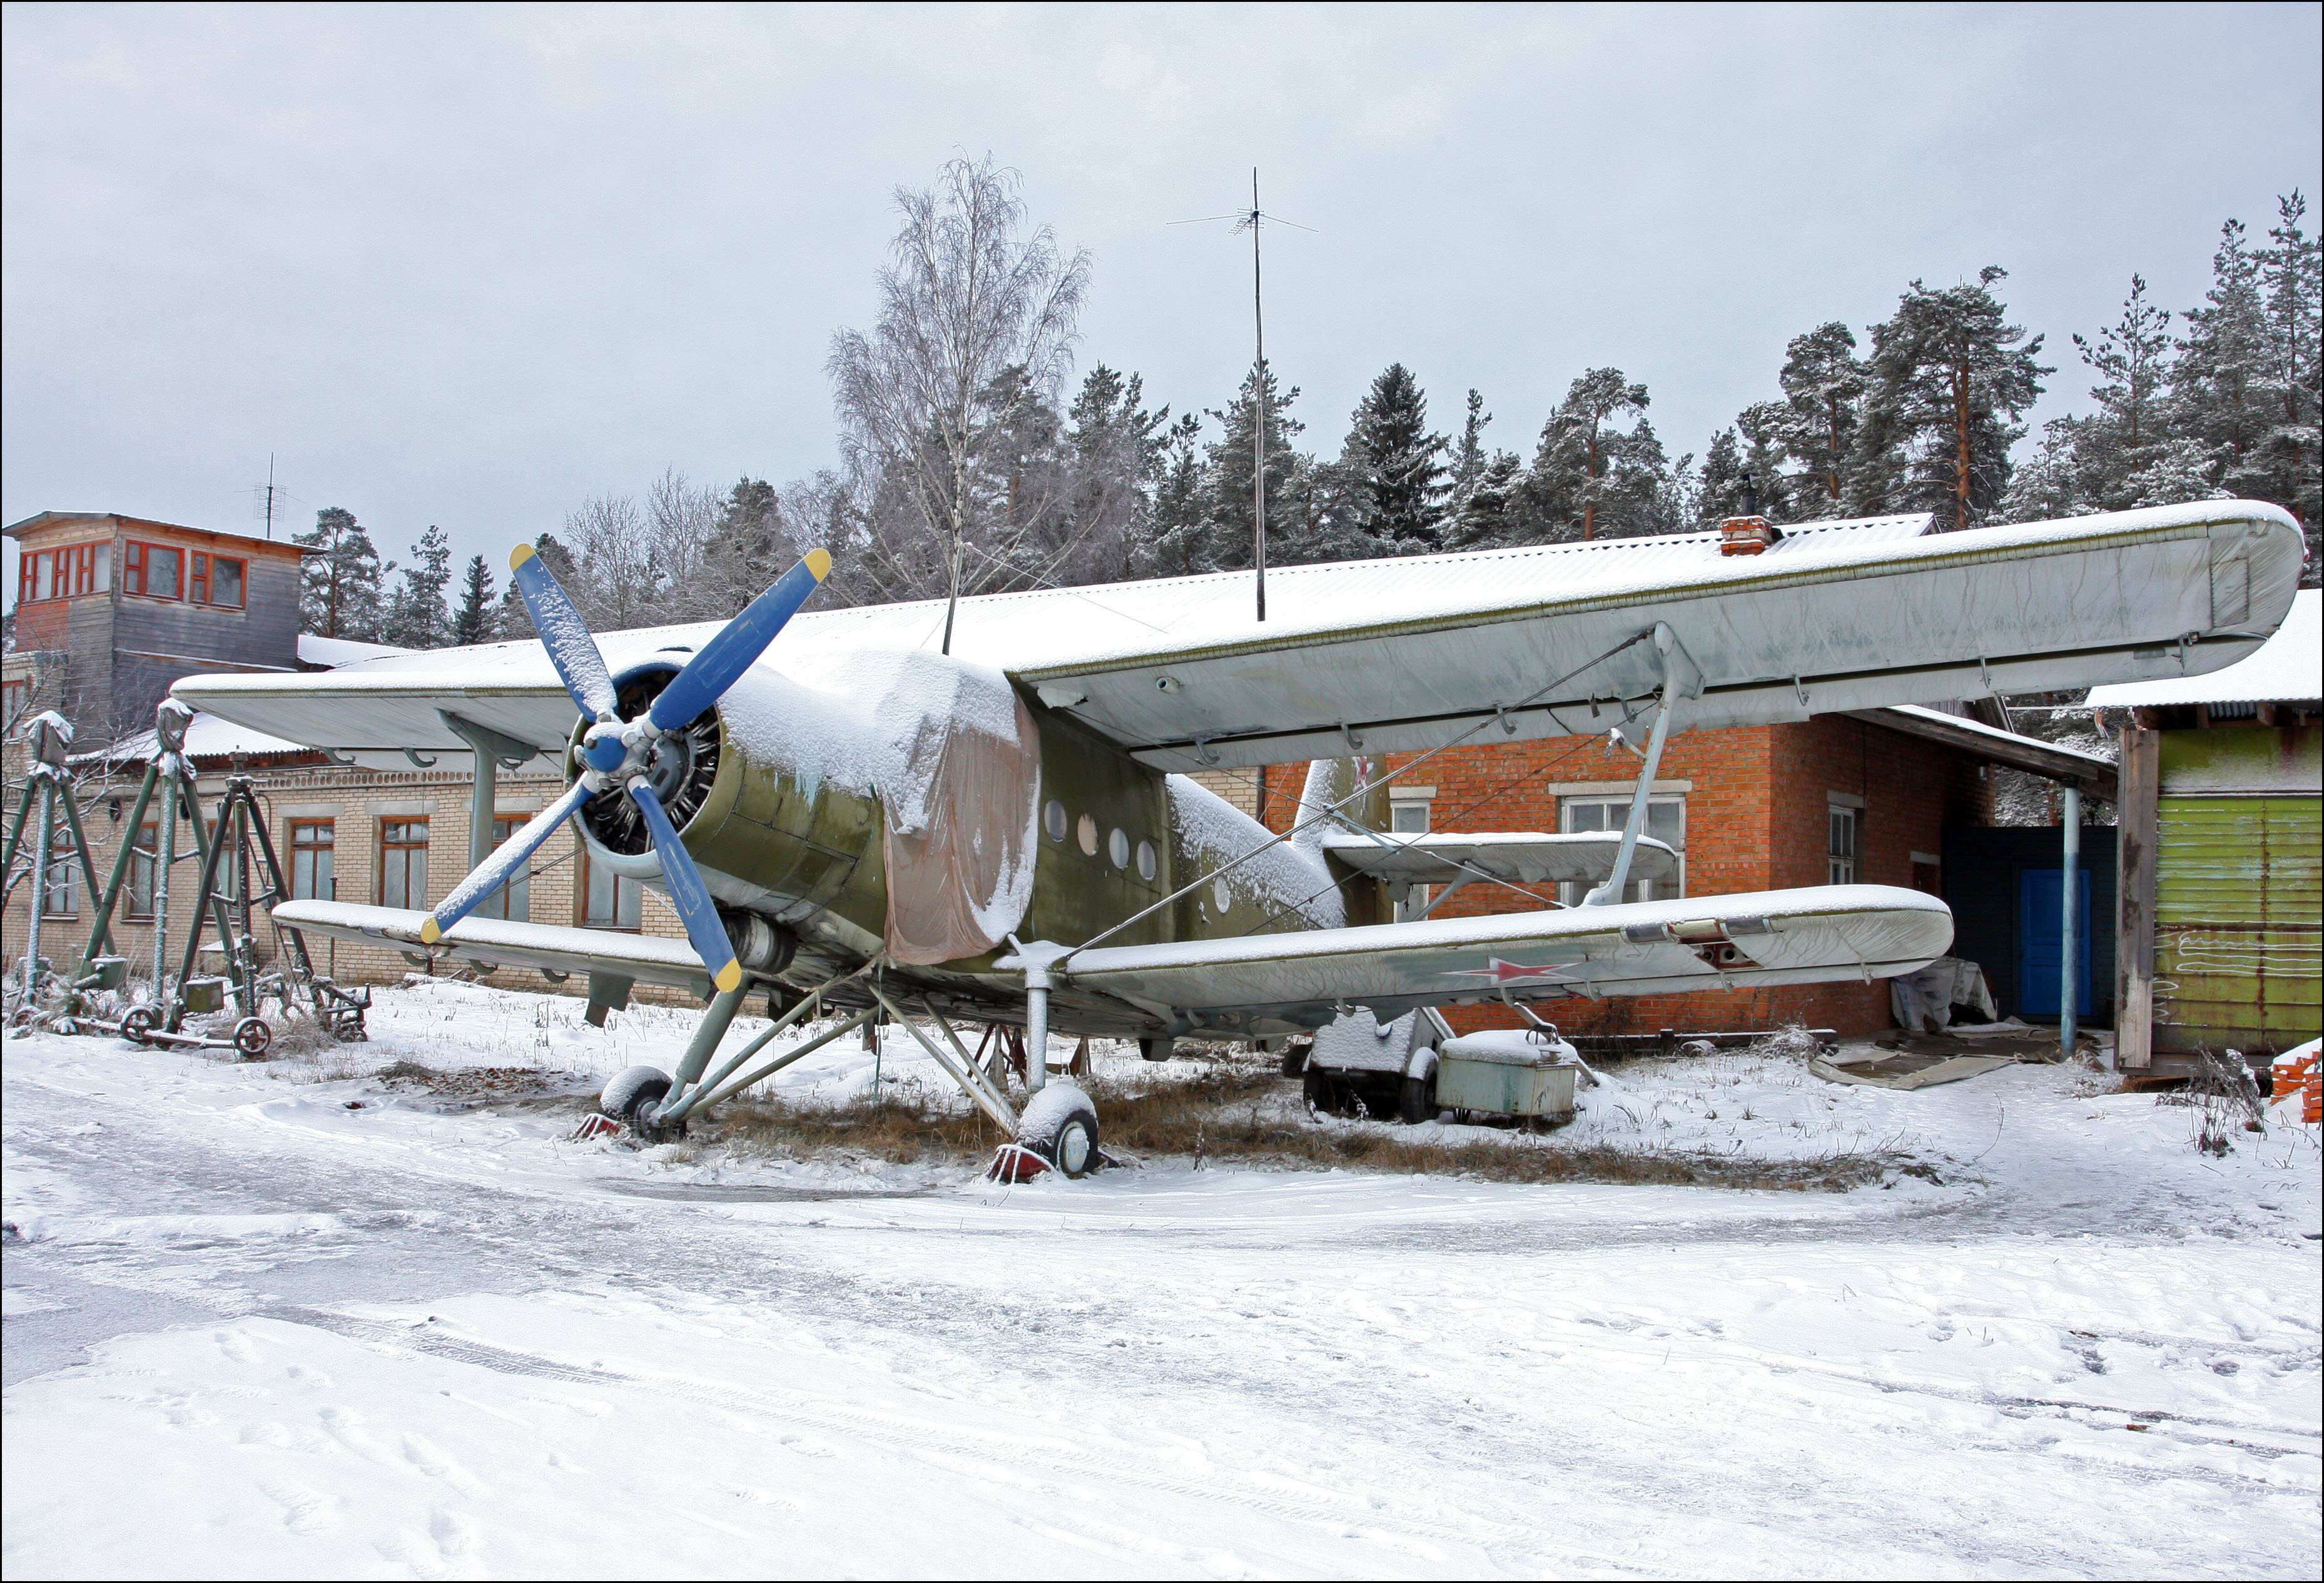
xmin=1319 ymin=829 xmax=1677 ymax=887
xmin=1048 ymin=885 xmax=1950 ymax=1028
xmin=176 ymin=501 xmax=2300 ymax=773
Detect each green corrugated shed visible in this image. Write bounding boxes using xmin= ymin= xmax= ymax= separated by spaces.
xmin=2153 ymin=730 xmax=2321 ymax=1054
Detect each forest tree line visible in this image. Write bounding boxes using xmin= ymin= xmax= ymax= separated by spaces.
xmin=295 ymin=160 xmax=2320 ymax=645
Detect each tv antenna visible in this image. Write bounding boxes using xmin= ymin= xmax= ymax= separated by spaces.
xmin=250 ymin=455 xmax=282 ymax=539
xmin=1172 ymin=170 xmax=1315 ymax=622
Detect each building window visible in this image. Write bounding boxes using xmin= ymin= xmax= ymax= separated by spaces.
xmin=1828 ymin=803 xmax=1859 ymax=885
xmin=583 ymin=853 xmax=641 ymax=930
xmin=2 ymin=679 xmax=27 ymax=736
xmin=14 ymin=543 xmax=107 ymax=604
xmin=209 ymin=556 xmax=244 ymax=608
xmin=125 ymin=825 xmax=159 ymax=919
xmin=475 ymin=815 xmax=531 ymax=922
xmin=1560 ymin=795 xmax=1687 ymax=904
xmin=290 ymin=821 xmax=335 ymax=902
xmin=380 ymin=818 xmax=428 ymax=909
xmin=124 ymin=541 xmax=184 ymax=601
xmin=1390 ymin=799 xmax=1431 ymax=833
xmin=41 ymin=829 xmax=78 ymax=916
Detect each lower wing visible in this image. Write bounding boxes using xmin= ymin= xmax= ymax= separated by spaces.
xmin=1052 ymin=885 xmax=1951 ymax=1027
xmin=272 ymin=900 xmax=720 ymax=994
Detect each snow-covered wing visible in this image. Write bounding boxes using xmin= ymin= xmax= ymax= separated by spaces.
xmin=1052 ymin=885 xmax=1951 ymax=1024
xmin=272 ymin=900 xmax=722 ymax=992
xmin=175 ymin=502 xmax=2298 ymax=771
xmin=1319 ymin=829 xmax=1678 ymax=887
xmin=1010 ymin=502 xmax=2302 ymax=770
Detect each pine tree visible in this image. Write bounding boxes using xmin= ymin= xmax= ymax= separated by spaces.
xmin=2256 ymin=192 xmax=2322 ymax=569
xmin=1341 ymin=363 xmax=1451 ymax=554
xmin=1850 ymin=268 xmax=2049 ymax=531
xmin=2071 ymin=273 xmax=2176 ymax=509
xmin=1697 ymin=427 xmax=1747 ymax=521
xmin=382 ymin=524 xmax=454 ymax=648
xmin=295 ymin=507 xmax=384 ymax=640
xmin=2172 ymin=220 xmax=2270 ymax=500
xmin=1770 ymin=323 xmax=1865 ymax=517
xmin=1200 ymin=360 xmax=1305 ymax=569
xmin=451 ymin=555 xmax=493 ymax=646
xmin=1057 ymin=366 xmax=1170 ymax=586
xmin=1139 ymin=415 xmax=1209 ymax=576
xmin=701 ymin=477 xmax=784 ymax=616
xmin=1444 ymin=450 xmax=1525 ymax=550
xmin=1525 ymin=369 xmax=1657 ymax=540
xmin=1448 ymin=389 xmax=1491 ymax=506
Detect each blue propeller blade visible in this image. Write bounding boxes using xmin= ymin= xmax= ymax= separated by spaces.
xmin=510 ymin=543 xmax=620 ymax=721
xmin=647 ymin=550 xmax=831 ymax=731
xmin=419 ymin=778 xmax=597 ymax=944
xmin=626 ymin=778 xmax=744 ymax=994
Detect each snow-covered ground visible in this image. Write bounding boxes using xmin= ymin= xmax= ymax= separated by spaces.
xmin=5 ymin=979 xmax=2318 ymax=1579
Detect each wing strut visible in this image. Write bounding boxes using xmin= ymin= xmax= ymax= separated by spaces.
xmin=1583 ymin=622 xmax=1696 ymax=908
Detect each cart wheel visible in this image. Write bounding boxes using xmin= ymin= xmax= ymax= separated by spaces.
xmin=120 ymin=1006 xmax=157 ymax=1044
xmin=1398 ymin=1071 xmax=1437 ymax=1125
xmin=232 ymin=1017 xmax=273 ymax=1059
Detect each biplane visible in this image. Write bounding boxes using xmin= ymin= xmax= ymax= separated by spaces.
xmin=172 ymin=499 xmax=2304 ymax=1173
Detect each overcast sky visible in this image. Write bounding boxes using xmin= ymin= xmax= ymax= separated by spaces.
xmin=4 ymin=2 xmax=2318 ymax=604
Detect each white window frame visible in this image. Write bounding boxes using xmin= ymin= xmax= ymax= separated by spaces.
xmin=1559 ymin=794 xmax=1687 ymax=905
xmin=1827 ymin=801 xmax=1859 ymax=885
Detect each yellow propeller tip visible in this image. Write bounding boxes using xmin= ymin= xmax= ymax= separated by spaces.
xmin=509 ymin=542 xmax=535 ymax=571
xmin=419 ymin=919 xmax=442 ymax=944
xmin=804 ymin=547 xmax=832 ymax=581
xmin=714 ymin=962 xmax=744 ymax=994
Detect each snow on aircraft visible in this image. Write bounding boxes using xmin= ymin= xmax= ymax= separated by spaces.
xmin=173 ymin=499 xmax=2305 ymax=1173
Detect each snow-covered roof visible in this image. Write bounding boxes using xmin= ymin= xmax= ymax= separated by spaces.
xmin=300 ymin=633 xmax=418 ymax=668
xmin=2086 ymin=589 xmax=2320 ymax=708
xmin=86 ymin=710 xmax=315 ymax=768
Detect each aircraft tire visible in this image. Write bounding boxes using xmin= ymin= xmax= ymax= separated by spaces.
xmin=601 ymin=1065 xmax=682 ymax=1141
xmin=1016 ymin=1082 xmax=1101 ymax=1178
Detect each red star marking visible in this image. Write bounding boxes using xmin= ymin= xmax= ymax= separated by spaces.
xmin=1445 ymin=957 xmax=1571 ymax=985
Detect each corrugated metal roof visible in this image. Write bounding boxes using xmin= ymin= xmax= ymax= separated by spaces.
xmin=2088 ymin=589 xmax=2320 ymax=706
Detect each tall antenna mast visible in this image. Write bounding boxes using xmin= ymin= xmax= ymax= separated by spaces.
xmin=1249 ymin=169 xmax=1267 ymax=623
xmin=264 ymin=454 xmax=277 ymax=539
xmin=1172 ymin=175 xmax=1315 ymax=624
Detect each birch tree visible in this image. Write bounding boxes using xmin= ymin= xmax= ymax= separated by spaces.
xmin=826 ymin=156 xmax=1090 ymax=648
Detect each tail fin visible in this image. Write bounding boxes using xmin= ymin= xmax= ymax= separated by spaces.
xmin=1291 ymin=756 xmax=1388 ymax=860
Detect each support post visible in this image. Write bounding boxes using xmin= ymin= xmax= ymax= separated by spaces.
xmin=2059 ymin=785 xmax=2079 ymax=1059
xmin=1583 ymin=685 xmax=1678 ymax=907
xmin=659 ymin=982 xmax=749 ymax=1115
xmin=23 ymin=777 xmax=52 ymax=1008
xmin=2114 ymin=722 xmax=2158 ymax=1069
xmin=1023 ymin=980 xmax=1050 ymax=1092
xmin=79 ymin=759 xmax=161 ymax=976
xmin=439 ymin=711 xmax=538 ymax=903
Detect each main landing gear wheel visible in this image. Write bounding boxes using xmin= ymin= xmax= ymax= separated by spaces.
xmin=600 ymin=1064 xmax=682 ymax=1142
xmin=1015 ymin=1083 xmax=1101 ymax=1179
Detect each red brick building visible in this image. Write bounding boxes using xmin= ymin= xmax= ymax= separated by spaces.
xmin=1201 ymin=708 xmax=2113 ymax=1041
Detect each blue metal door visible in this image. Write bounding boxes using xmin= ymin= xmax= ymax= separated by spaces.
xmin=2018 ymin=867 xmax=2093 ymax=1018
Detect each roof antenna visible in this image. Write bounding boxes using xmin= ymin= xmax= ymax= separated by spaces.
xmin=1172 ymin=173 xmax=1316 ymax=623
xmin=251 ymin=454 xmax=280 ymax=539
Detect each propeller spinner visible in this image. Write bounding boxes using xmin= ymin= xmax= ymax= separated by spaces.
xmin=415 ymin=544 xmax=834 ymax=995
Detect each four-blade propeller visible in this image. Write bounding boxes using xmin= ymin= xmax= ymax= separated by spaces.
xmin=416 ymin=544 xmax=833 ymax=995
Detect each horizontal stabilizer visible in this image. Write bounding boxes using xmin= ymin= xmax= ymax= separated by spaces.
xmin=1320 ymin=828 xmax=1677 ymax=887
